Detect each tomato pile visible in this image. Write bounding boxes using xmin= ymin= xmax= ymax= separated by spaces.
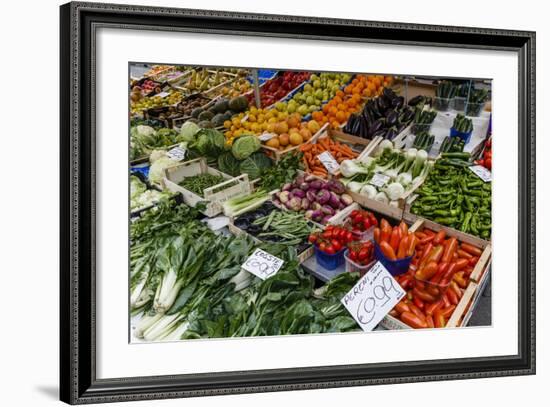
xmin=347 ymin=209 xmax=378 ymax=235
xmin=475 ymin=137 xmax=492 ymax=170
xmin=390 ymin=228 xmax=484 ymax=328
xmin=373 ymin=219 xmax=417 ymax=261
xmin=308 ymin=224 xmax=355 ymax=255
xmin=250 ymin=71 xmax=311 ymax=108
xmin=347 ymin=241 xmax=375 ymax=265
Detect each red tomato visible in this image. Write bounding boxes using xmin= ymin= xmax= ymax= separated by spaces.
xmin=325 ymin=245 xmax=335 ymax=255
xmin=331 ymin=239 xmax=342 ymax=251
xmin=350 ymin=210 xmax=359 ymax=218
xmin=353 ymin=214 xmax=364 ymax=226
xmin=358 ymin=248 xmax=369 ymax=261
xmin=319 ymin=242 xmax=327 ymax=252
xmin=369 ymin=214 xmax=378 ymax=226
xmin=363 ymin=218 xmax=371 ymax=230
xmin=345 ymin=231 xmax=353 ymax=243
xmin=308 ymin=234 xmax=318 ymax=244
xmin=485 ymin=158 xmax=492 ymax=170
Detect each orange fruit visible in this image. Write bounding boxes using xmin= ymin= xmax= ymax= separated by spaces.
xmin=329 ymin=106 xmax=338 ymax=116
xmin=336 ymin=111 xmax=346 ymax=122
xmin=336 ymin=90 xmax=344 ymax=98
xmin=337 ymin=103 xmax=347 ymax=111
xmin=333 ymin=96 xmax=342 ymax=104
xmin=322 ymin=104 xmax=330 ymax=114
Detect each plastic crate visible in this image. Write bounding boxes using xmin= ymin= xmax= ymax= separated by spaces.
xmin=433 ymin=96 xmax=452 ymax=112
xmin=374 ymin=243 xmax=413 ymax=276
xmin=450 ymin=127 xmax=472 ymax=144
xmin=344 ymin=250 xmax=376 ymax=277
xmin=314 ymin=245 xmax=346 ymax=270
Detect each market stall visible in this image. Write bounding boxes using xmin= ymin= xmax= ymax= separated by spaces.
xmin=129 ymin=64 xmax=492 ymax=342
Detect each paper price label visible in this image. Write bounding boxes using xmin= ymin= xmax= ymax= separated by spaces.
xmin=166 ymin=146 xmax=187 ymax=161
xmin=259 ymin=133 xmax=276 ymax=142
xmin=317 ymin=151 xmax=340 ymax=174
xmin=242 ymin=248 xmax=284 ymax=280
xmin=156 ymin=91 xmax=170 ymax=98
xmin=469 ymin=165 xmax=491 ymax=182
xmin=341 ymin=262 xmax=406 ymax=332
xmin=369 ymin=173 xmax=391 ymax=188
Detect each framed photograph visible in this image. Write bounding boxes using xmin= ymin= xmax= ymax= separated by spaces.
xmin=60 ymin=1 xmax=535 ymax=404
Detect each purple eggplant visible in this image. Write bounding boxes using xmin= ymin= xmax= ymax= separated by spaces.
xmin=368 ymin=119 xmax=385 ymax=137
xmin=386 ymin=110 xmax=398 ymax=127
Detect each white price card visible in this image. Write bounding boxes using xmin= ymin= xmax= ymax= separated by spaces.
xmin=166 ymin=146 xmax=187 ymax=161
xmin=242 ymin=248 xmax=284 ymax=280
xmin=341 ymin=261 xmax=406 ymax=332
xmin=369 ymin=172 xmax=391 ymax=188
xmin=469 ymin=165 xmax=492 ymax=182
xmin=317 ymin=151 xmax=340 ymax=174
xmin=156 ymin=91 xmax=170 ymax=98
xmin=259 ymin=133 xmax=276 ymax=142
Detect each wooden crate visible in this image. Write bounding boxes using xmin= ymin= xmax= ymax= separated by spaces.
xmin=260 ymin=122 xmax=329 ymax=162
xmin=379 ymin=217 xmax=492 ymax=330
xmin=409 ymin=218 xmax=492 ymax=279
xmin=228 ymin=215 xmax=314 ymax=264
xmin=162 ymin=157 xmax=251 ymax=217
xmin=346 ymin=190 xmax=405 ymax=219
xmin=300 ymin=128 xmax=377 ymax=178
xmin=403 ymin=212 xmax=492 ymax=248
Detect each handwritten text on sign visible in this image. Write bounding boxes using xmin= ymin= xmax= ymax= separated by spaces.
xmin=317 ymin=151 xmax=340 ymax=174
xmin=242 ymin=248 xmax=284 ymax=280
xmin=166 ymin=146 xmax=187 ymax=161
xmin=468 ymin=165 xmax=492 ymax=182
xmin=341 ymin=262 xmax=405 ymax=332
xmin=369 ymin=172 xmax=391 ymax=188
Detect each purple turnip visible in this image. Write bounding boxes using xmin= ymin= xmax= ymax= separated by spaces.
xmin=316 ymin=189 xmax=331 ymax=205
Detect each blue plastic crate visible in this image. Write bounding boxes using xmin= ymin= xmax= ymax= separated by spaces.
xmin=374 ymin=243 xmax=412 ymax=276
xmin=131 ymin=164 xmax=150 ymax=179
xmin=314 ymin=245 xmax=346 ymax=271
xmin=450 ymin=127 xmax=472 ymax=144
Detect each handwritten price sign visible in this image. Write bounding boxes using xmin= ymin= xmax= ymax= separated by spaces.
xmin=341 ymin=262 xmax=405 ymax=331
xmin=166 ymin=146 xmax=187 ymax=161
xmin=317 ymin=151 xmax=340 ymax=174
xmin=369 ymin=172 xmax=391 ymax=188
xmin=242 ymin=248 xmax=284 ymax=280
xmin=468 ymin=165 xmax=492 ymax=182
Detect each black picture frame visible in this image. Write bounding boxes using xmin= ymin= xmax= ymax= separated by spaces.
xmin=60 ymin=2 xmax=536 ymax=404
